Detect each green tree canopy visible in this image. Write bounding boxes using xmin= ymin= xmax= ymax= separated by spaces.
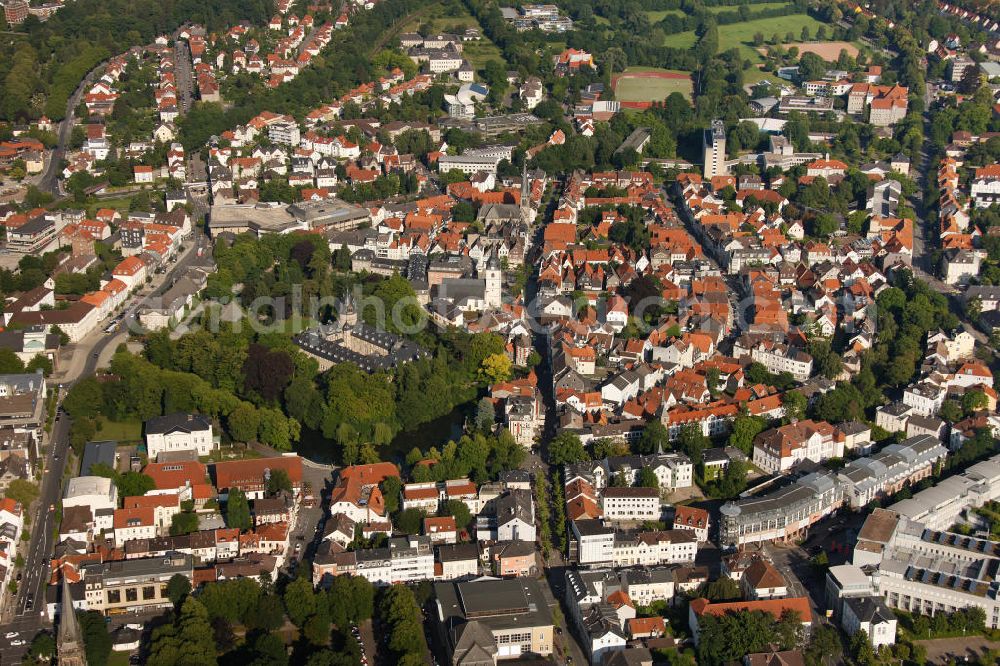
xmin=549 ymin=432 xmax=588 ymax=466
xmin=226 ymin=488 xmax=252 ymax=531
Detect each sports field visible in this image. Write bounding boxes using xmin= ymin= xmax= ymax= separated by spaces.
xmin=759 ymin=40 xmax=859 ymax=60
xmin=612 ymin=67 xmax=693 ymax=107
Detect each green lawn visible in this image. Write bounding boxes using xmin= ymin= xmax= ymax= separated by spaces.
xmin=664 ymin=31 xmax=698 ymax=50
xmin=399 ymin=6 xmax=478 ymax=34
xmin=663 ymin=13 xmax=827 ymax=60
xmin=614 ymin=68 xmax=693 ymax=102
xmin=95 ymin=417 xmax=143 ymax=442
xmin=108 ymin=651 xmax=132 ymax=666
xmin=708 ymin=1 xmax=790 ymax=12
xmin=743 ymin=67 xmax=785 ymax=86
xmin=462 ymin=40 xmax=506 ymax=71
xmin=85 ymin=196 xmax=135 ymax=216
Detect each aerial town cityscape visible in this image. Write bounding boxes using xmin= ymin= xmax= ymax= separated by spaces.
xmin=2 ymin=0 xmax=1000 ymax=665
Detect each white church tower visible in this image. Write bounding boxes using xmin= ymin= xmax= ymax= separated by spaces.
xmin=484 ymin=252 xmax=502 ymax=308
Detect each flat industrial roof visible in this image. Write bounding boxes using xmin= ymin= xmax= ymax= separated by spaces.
xmin=435 ymin=578 xmax=552 ymax=632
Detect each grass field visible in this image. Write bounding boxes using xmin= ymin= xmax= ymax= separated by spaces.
xmin=613 ymin=67 xmax=693 ymax=103
xmin=95 ymin=417 xmax=143 ymax=442
xmin=664 ymin=13 xmax=827 ymax=60
xmin=461 ymin=40 xmax=506 ymax=70
xmin=108 ymin=652 xmax=131 ymax=666
xmin=744 ymin=67 xmax=785 ymax=86
xmin=85 ymin=196 xmax=135 ymax=216
xmin=664 ymin=32 xmax=699 ymax=50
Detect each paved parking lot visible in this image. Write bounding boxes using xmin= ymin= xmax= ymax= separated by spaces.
xmin=914 ymin=636 xmax=1000 ymax=664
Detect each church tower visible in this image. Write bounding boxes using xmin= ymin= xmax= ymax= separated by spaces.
xmin=519 ymin=161 xmax=535 ymax=225
xmin=339 ymin=292 xmax=358 ymax=329
xmin=484 ymin=252 xmax=502 ymax=309
xmin=57 ymin=577 xmax=88 ymax=666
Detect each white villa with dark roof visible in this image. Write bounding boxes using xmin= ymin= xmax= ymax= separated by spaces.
xmin=144 ymin=413 xmax=215 ymax=460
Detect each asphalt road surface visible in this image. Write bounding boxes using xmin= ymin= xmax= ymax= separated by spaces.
xmin=38 ymin=61 xmax=107 ymax=196
xmin=0 ymin=409 xmax=72 ymax=664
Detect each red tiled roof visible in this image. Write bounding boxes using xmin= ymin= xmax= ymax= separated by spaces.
xmin=626 ymin=616 xmax=665 ymax=636
xmin=113 ymin=507 xmax=155 ymax=529
xmin=423 ymin=516 xmax=457 ymax=533
xmin=143 ymin=461 xmax=208 ymax=490
xmin=673 ymin=505 xmax=709 ymax=529
xmin=690 ymin=597 xmax=811 ymax=622
xmin=213 ymin=456 xmax=304 ymax=491
xmin=122 ymin=494 xmax=179 ymax=510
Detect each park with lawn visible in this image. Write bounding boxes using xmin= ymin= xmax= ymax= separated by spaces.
xmin=665 ymin=13 xmax=830 ymax=60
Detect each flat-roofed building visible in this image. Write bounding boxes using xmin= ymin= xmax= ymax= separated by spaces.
xmin=208 ymin=203 xmax=301 ymax=236
xmin=852 ymin=508 xmax=1000 ymax=629
xmin=825 ymin=564 xmax=876 ymax=618
xmin=287 ymin=199 xmax=371 ymax=233
xmin=434 ymin=577 xmax=554 ymax=662
xmin=81 ymin=552 xmax=193 ymax=614
xmin=837 ymin=435 xmax=947 ymax=508
xmin=888 ymin=453 xmax=1000 ymax=529
xmin=64 ymin=476 xmax=118 ymax=516
xmin=719 ymin=471 xmax=844 ymax=547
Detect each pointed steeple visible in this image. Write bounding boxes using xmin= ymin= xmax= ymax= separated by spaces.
xmin=57 ymin=577 xmax=88 ymax=666
xmin=519 ymin=160 xmax=533 ymax=225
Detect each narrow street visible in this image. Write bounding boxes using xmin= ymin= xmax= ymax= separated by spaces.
xmin=38 ymin=60 xmax=108 ymax=196
xmin=174 ymin=39 xmax=195 ymax=114
xmin=519 ymin=181 xmax=589 ymax=666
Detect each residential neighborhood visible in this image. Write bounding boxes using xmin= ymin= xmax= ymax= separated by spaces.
xmin=2 ymin=1 xmax=1000 ymax=666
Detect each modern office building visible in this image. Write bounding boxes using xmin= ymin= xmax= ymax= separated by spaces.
xmin=888 ymin=453 xmax=1000 ymax=529
xmin=852 ymin=508 xmax=1000 ymax=629
xmin=702 ymin=119 xmax=727 ymax=178
xmin=81 ymin=552 xmax=194 ymax=614
xmin=836 ymin=435 xmax=947 ymax=508
xmin=719 ymin=471 xmax=844 ymax=547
